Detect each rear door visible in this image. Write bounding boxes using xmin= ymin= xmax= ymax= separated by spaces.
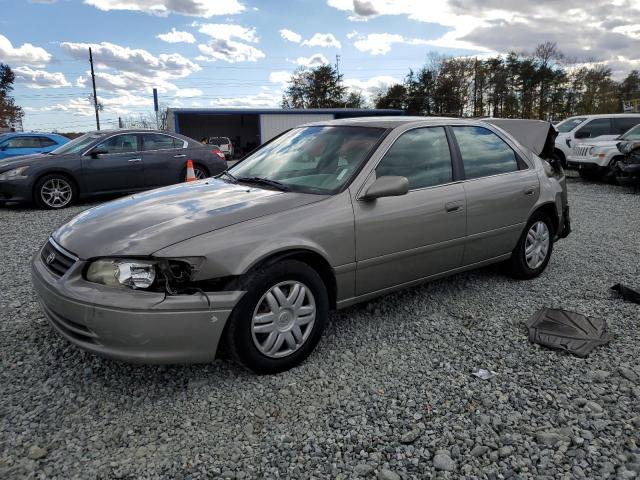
xmin=82 ymin=133 xmax=145 ymax=192
xmin=141 ymin=133 xmax=187 ymax=187
xmin=451 ymin=125 xmax=539 ymax=265
xmin=353 ymin=126 xmax=466 ymax=295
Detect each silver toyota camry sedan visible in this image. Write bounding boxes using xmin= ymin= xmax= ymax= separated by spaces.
xmin=32 ymin=117 xmax=570 ymax=373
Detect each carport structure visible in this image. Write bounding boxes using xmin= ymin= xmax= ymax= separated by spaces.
xmin=166 ymin=108 xmax=404 ymax=158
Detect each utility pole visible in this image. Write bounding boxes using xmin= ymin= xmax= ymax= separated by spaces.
xmin=118 ymin=116 xmax=123 ymax=128
xmin=335 ymin=54 xmax=341 ymax=77
xmin=89 ymin=47 xmax=100 ymax=131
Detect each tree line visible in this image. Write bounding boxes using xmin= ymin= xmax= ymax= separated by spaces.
xmin=283 ymin=42 xmax=640 ymax=121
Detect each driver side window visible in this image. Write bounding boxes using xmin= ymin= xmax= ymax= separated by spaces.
xmin=376 ymin=127 xmax=453 ymax=190
xmin=94 ymin=134 xmax=139 ymax=154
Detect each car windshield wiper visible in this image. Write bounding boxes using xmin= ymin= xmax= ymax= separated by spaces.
xmin=218 ymin=170 xmax=238 ymax=183
xmin=237 ymin=176 xmax=291 ymax=191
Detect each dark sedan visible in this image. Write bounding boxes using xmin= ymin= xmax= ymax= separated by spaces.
xmin=0 ymin=129 xmax=227 ymax=209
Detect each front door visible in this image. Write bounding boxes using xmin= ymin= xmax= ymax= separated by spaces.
xmin=82 ymin=133 xmax=145 ymax=192
xmin=353 ymin=126 xmax=466 ymax=295
xmin=451 ymin=125 xmax=540 ymax=265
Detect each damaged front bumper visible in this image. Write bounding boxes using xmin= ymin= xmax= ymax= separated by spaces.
xmin=614 ymin=161 xmax=640 ymax=187
xmin=31 ymin=249 xmax=244 ymax=364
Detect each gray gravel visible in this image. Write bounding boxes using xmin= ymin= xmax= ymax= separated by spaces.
xmin=1 ymin=179 xmax=639 ymax=479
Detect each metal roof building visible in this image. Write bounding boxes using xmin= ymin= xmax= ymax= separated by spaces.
xmin=166 ymin=108 xmax=404 ymax=158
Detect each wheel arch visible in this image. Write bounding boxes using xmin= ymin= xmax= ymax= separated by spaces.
xmin=243 ymin=248 xmax=338 ymax=310
xmin=529 ymin=202 xmax=559 ymax=236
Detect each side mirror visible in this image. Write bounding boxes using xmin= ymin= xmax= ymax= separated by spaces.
xmin=89 ymin=148 xmax=108 ymax=158
xmin=574 ymin=130 xmax=590 ymax=139
xmin=361 ymin=175 xmax=409 ymax=200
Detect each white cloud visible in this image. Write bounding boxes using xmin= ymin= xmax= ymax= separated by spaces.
xmin=301 ymin=33 xmax=342 ymax=49
xmin=346 ymin=30 xmax=358 ymax=40
xmin=280 ymin=29 xmax=302 ymax=43
xmin=0 ymin=34 xmax=51 ymax=65
xmin=61 ymin=41 xmax=200 ymax=93
xmin=196 ymin=23 xmax=264 ymax=62
xmin=84 ymin=0 xmax=245 ymax=17
xmin=157 ymin=28 xmax=196 ymax=44
xmin=174 ymin=87 xmax=203 ymax=98
xmin=296 ymin=53 xmax=329 ymax=67
xmin=14 ymin=66 xmax=70 ymax=88
xmin=198 ymin=39 xmax=265 ymax=62
xmin=344 ymin=74 xmax=400 ymax=99
xmin=42 ymin=93 xmax=152 ymax=116
xmin=353 ymin=33 xmax=404 ymax=55
xmin=198 ymin=23 xmax=258 ymax=42
xmin=41 ymin=98 xmax=96 ymax=116
xmin=269 ymin=70 xmax=292 ymax=85
xmin=208 ymin=91 xmax=280 ymax=108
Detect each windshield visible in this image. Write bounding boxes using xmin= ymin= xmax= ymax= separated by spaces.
xmin=621 ymin=124 xmax=640 ymax=141
xmin=229 ymin=126 xmax=386 ymax=194
xmin=50 ymin=132 xmax=102 ymax=155
xmin=556 ymin=117 xmax=587 ymax=133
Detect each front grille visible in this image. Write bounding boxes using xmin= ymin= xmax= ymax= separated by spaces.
xmin=573 ymin=145 xmax=591 ymax=158
xmin=40 ymin=239 xmax=77 ymax=277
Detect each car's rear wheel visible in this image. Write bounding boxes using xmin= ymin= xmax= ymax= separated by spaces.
xmin=507 ymin=212 xmax=554 ymax=279
xmin=224 ymin=259 xmax=328 ymax=374
xmin=34 ymin=174 xmax=77 ymax=209
xmin=183 ymin=164 xmax=208 ymax=181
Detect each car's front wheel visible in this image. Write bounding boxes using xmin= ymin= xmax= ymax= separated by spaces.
xmin=34 ymin=174 xmax=77 ymax=209
xmin=225 ymin=259 xmax=328 ymax=374
xmin=507 ymin=212 xmax=554 ymax=279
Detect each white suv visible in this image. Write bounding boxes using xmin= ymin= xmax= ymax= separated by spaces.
xmin=567 ymin=124 xmax=640 ymax=180
xmin=554 ymin=114 xmax=640 ymax=168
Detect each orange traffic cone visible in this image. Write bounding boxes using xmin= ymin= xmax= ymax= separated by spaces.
xmin=185 ymin=159 xmax=196 ymax=182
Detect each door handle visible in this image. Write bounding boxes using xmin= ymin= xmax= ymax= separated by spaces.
xmin=445 ymin=201 xmax=463 ymax=213
xmin=524 ymin=186 xmax=536 ymax=196
xmin=174 ymin=154 xmax=186 ymax=158
xmin=128 ymin=158 xmax=142 ymax=163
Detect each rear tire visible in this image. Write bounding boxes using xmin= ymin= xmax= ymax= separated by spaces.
xmin=224 ymin=259 xmax=329 ymax=374
xmin=507 ymin=212 xmax=554 ymax=280
xmin=34 ymin=174 xmax=77 ymax=209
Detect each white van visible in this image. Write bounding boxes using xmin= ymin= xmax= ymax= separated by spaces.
xmin=554 ymin=114 xmax=640 ymax=167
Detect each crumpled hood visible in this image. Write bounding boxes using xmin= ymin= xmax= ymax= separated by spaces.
xmin=53 ymin=179 xmax=323 ymax=258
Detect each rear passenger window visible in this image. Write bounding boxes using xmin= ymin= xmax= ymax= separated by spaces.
xmin=37 ymin=137 xmax=57 ymax=147
xmin=615 ymin=117 xmax=640 ymax=135
xmin=453 ymin=126 xmax=519 ymax=179
xmin=143 ymin=134 xmax=179 ymax=150
xmin=375 ymin=127 xmax=452 ymax=189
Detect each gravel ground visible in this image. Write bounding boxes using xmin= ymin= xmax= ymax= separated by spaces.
xmin=1 ymin=178 xmax=639 ymax=479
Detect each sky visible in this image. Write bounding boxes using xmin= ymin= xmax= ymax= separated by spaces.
xmin=1 ymin=0 xmax=640 ymax=132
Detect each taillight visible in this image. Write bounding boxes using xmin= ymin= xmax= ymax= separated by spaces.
xmin=213 ymin=150 xmax=225 ymax=159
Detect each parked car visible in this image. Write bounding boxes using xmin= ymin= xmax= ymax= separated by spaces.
xmin=208 ymin=136 xmax=234 ymax=159
xmin=0 ymin=132 xmax=68 ymax=160
xmin=32 ymin=118 xmax=570 ymax=373
xmin=553 ymin=114 xmax=640 ymax=167
xmin=567 ymin=123 xmax=640 ymax=181
xmin=0 ymin=129 xmax=226 ymax=209
xmin=614 ymin=141 xmax=640 ymax=187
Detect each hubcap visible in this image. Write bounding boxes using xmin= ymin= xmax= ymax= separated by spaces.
xmin=525 ymin=221 xmax=550 ymax=269
xmin=251 ymin=281 xmax=316 ymax=358
xmin=194 ymin=168 xmax=207 ymax=180
xmin=41 ymin=178 xmax=72 ymax=208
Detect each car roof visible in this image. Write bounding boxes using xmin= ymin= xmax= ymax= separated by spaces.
xmin=301 ymin=116 xmax=497 ymax=129
xmin=1 ymin=132 xmax=67 ymax=137
xmin=563 ymin=113 xmax=640 ymax=120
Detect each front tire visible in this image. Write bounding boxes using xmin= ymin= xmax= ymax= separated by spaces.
xmin=225 ymin=259 xmax=329 ymax=374
xmin=507 ymin=212 xmax=554 ymax=279
xmin=34 ymin=174 xmax=77 ymax=209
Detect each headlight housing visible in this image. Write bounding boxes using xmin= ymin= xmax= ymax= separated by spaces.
xmin=86 ymin=259 xmax=156 ymax=289
xmin=588 ymin=147 xmax=596 ymax=155
xmin=0 ymin=166 xmax=30 ymax=180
